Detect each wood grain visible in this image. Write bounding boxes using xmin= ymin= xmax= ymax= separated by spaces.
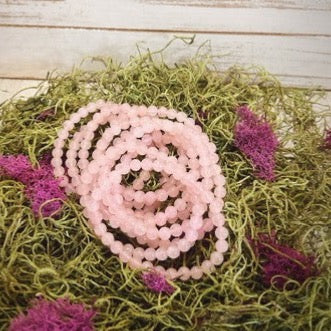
xmin=145 ymin=0 xmax=331 ymax=10
xmin=0 ymin=0 xmax=330 ymax=35
xmin=0 ymin=27 xmax=330 ymax=88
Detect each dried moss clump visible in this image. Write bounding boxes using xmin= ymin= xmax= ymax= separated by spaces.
xmin=0 ymin=49 xmax=330 ymax=330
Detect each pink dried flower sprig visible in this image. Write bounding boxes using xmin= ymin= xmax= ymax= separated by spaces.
xmin=234 ymin=106 xmax=279 ymax=181
xmin=249 ymin=232 xmax=319 ymax=289
xmin=142 ymin=271 xmax=175 ymax=295
xmin=0 ymin=154 xmax=66 ymax=217
xmin=322 ymin=129 xmax=331 ymax=149
xmin=36 ymin=108 xmax=55 ymax=121
xmin=9 ymin=297 xmax=96 ymax=331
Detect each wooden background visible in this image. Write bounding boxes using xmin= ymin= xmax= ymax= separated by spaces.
xmin=0 ymin=0 xmax=330 ymax=104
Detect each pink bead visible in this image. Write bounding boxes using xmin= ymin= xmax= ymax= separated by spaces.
xmin=165 ymin=206 xmax=177 ymax=219
xmin=110 ymin=241 xmax=123 ymax=254
xmin=170 ymin=224 xmax=182 ymax=237
xmin=133 ymin=179 xmax=144 ymax=190
xmin=178 ymin=266 xmax=190 ymax=281
xmin=166 ymin=268 xmax=178 ymax=280
xmin=215 ymin=226 xmax=229 ymax=239
xmin=76 ymin=184 xmax=90 ymax=196
xmin=212 ymin=213 xmax=225 ymax=227
xmin=155 ymin=247 xmax=167 ymax=261
xmin=174 ymin=198 xmax=186 ymax=212
xmin=143 ymin=191 xmax=155 ymax=206
xmin=201 ymin=260 xmax=214 ymax=274
xmin=134 ymin=222 xmax=146 ymax=236
xmin=191 ymin=266 xmax=203 ymax=280
xmin=133 ymin=247 xmax=145 ymax=260
xmin=146 ymin=227 xmax=158 ymax=240
xmin=153 ymin=160 xmax=163 ymax=172
xmin=167 ymin=246 xmax=180 ymax=259
xmin=119 ymin=251 xmax=131 ymax=263
xmin=186 ymin=229 xmax=198 ymax=242
xmin=203 ymin=218 xmax=214 ymax=232
xmin=94 ymin=223 xmax=107 ymax=236
xmin=210 ymin=251 xmax=224 ymax=266
xmin=141 ymin=158 xmax=152 ymax=171
xmin=156 ymin=189 xmax=168 ymax=202
xmin=155 ymin=212 xmax=167 ymax=226
xmin=215 ymin=239 xmax=229 ymax=253
xmin=130 ymin=159 xmax=141 ymax=171
xmin=101 ymin=232 xmax=114 ymax=246
xmin=134 ymin=190 xmax=145 ymax=203
xmin=177 ymin=239 xmax=191 ymax=252
xmin=159 ymin=227 xmax=171 ymax=241
xmin=144 ymin=248 xmax=156 ymax=261
xmin=190 ymin=216 xmax=203 ymax=230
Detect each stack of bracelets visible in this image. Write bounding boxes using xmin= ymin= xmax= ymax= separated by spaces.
xmin=51 ymin=100 xmax=228 ymax=280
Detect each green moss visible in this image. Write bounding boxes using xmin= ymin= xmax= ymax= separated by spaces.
xmin=0 ymin=47 xmax=330 ymax=330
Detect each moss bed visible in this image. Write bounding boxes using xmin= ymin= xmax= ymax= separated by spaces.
xmin=0 ymin=48 xmax=330 ymax=330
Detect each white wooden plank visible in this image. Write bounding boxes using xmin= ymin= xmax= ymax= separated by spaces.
xmin=0 ymin=27 xmax=330 ymax=88
xmin=145 ymin=0 xmax=331 ymax=10
xmin=0 ymin=0 xmax=330 ymax=36
xmin=0 ymin=79 xmax=42 ymax=104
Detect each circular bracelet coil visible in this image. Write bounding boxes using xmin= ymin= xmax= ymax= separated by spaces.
xmin=51 ymin=100 xmax=228 ymax=280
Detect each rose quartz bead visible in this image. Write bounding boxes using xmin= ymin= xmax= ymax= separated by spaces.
xmin=144 ymin=248 xmax=156 ymax=261
xmin=167 ymin=246 xmax=180 ymax=259
xmin=110 ymin=241 xmax=123 ymax=255
xmin=146 ymin=227 xmax=158 ymax=240
xmin=191 ymin=266 xmax=203 ymax=280
xmin=211 ymin=213 xmax=225 ymax=227
xmin=215 ymin=239 xmax=229 ymax=253
xmin=166 ymin=268 xmax=178 ymax=280
xmin=186 ymin=229 xmax=198 ymax=242
xmin=155 ymin=247 xmax=167 ymax=261
xmin=201 ymin=260 xmax=215 ymax=274
xmin=210 ymin=251 xmax=224 ymax=266
xmin=178 ymin=266 xmax=191 ymax=281
xmin=164 ymin=206 xmax=177 ymax=219
xmin=215 ymin=227 xmax=229 ymax=239
xmin=170 ymin=224 xmax=182 ymax=237
xmin=203 ymin=218 xmax=214 ymax=232
xmin=101 ymin=232 xmax=114 ymax=246
xmin=156 ymin=189 xmax=168 ymax=202
xmin=177 ymin=239 xmax=191 ymax=252
xmin=130 ymin=159 xmax=141 ymax=171
xmin=94 ymin=223 xmax=107 ymax=236
xmin=133 ymin=247 xmax=145 ymax=260
xmin=119 ymin=251 xmax=131 ymax=263
xmin=134 ymin=222 xmax=146 ymax=236
xmin=159 ymin=227 xmax=171 ymax=241
xmin=129 ymin=258 xmax=141 ymax=269
xmin=190 ymin=216 xmax=203 ymax=230
xmin=134 ymin=190 xmax=145 ymax=203
xmin=155 ymin=212 xmax=167 ymax=226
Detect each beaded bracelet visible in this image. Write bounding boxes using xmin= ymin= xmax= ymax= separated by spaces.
xmin=51 ymin=101 xmax=228 ymax=280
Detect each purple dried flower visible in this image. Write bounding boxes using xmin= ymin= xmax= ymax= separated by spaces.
xmin=249 ymin=232 xmax=319 ymax=289
xmin=36 ymin=108 xmax=55 ymax=120
xmin=142 ymin=271 xmax=175 ymax=295
xmin=9 ymin=297 xmax=96 ymax=331
xmin=234 ymin=106 xmax=279 ymax=181
xmin=0 ymin=154 xmax=66 ymax=217
xmin=322 ymin=129 xmax=331 ymax=149
xmin=26 ymin=178 xmax=66 ymax=217
xmin=0 ymin=154 xmax=34 ymax=185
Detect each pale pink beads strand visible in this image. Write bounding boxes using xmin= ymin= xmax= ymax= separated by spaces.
xmin=51 ymin=101 xmax=228 ymax=280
